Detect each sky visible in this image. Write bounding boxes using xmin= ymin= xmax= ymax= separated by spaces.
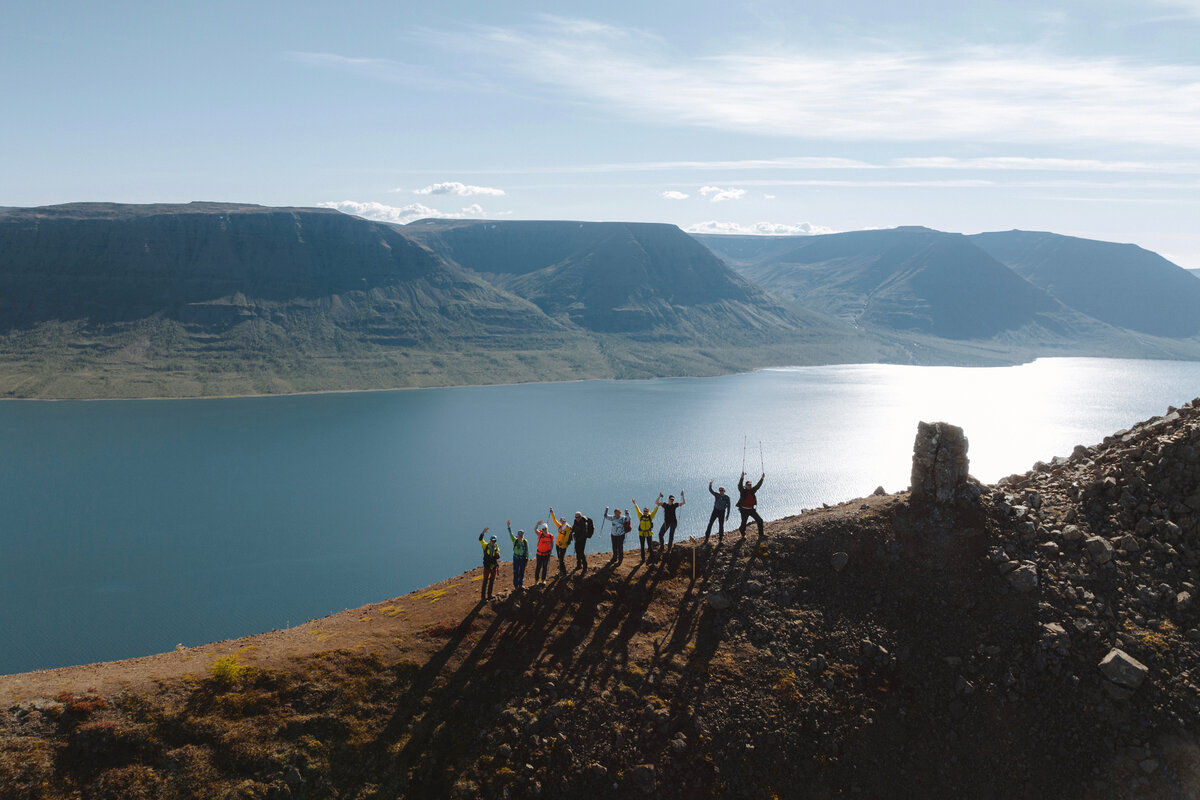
xmin=4 ymin=0 xmax=1200 ymax=267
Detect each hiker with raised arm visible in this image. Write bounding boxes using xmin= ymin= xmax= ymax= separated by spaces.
xmin=477 ymin=527 xmax=500 ymax=600
xmin=533 ymin=521 xmax=553 ymax=584
xmin=737 ymin=471 xmax=765 ymax=537
xmin=705 ymin=481 xmax=731 ymax=543
xmin=508 ymin=519 xmax=529 ymax=591
xmin=656 ymin=491 xmax=685 ymax=552
xmin=571 ymin=511 xmax=594 ymax=573
xmin=631 ymin=498 xmax=658 ymax=562
xmin=549 ymin=507 xmax=573 ymax=574
xmin=605 ymin=506 xmax=628 ymax=565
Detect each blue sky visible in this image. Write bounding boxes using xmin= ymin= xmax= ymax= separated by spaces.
xmin=4 ymin=0 xmax=1200 ymax=266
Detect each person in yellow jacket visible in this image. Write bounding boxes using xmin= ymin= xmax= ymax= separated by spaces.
xmin=630 ymin=499 xmax=658 ymax=562
xmin=477 ymin=526 xmax=499 ymax=601
xmin=549 ymin=506 xmax=573 ymax=574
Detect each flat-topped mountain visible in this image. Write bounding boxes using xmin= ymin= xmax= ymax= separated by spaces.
xmin=0 ymin=204 xmax=878 ymax=398
xmin=699 ymin=226 xmax=1069 ymax=339
xmin=2 ymin=204 xmax=1198 ymax=399
xmin=402 ymin=219 xmax=807 ymax=341
xmin=970 ymin=230 xmax=1200 ymax=338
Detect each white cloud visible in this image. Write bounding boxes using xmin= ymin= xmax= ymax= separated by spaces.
xmin=763 ymin=194 xmax=776 ymax=200
xmin=1147 ymin=0 xmax=1200 ymax=19
xmin=318 ymin=200 xmax=457 ymax=224
xmin=414 ymin=181 xmax=506 ymax=197
xmin=699 ymin=186 xmax=745 ymax=202
xmin=685 ymin=221 xmax=836 ymax=236
xmin=660 ymin=190 xmax=689 ymax=200
xmin=461 ymin=203 xmax=485 ymax=214
xmin=455 ymin=17 xmax=1200 ymax=148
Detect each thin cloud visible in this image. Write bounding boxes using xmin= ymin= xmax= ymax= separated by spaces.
xmin=699 ymin=186 xmax=745 ymax=202
xmin=414 ymin=181 xmax=506 ymax=197
xmin=285 ymin=51 xmax=477 ymax=92
xmin=318 ymin=200 xmax=457 ymax=224
xmin=660 ymin=190 xmax=689 ymax=200
xmin=686 ymin=221 xmax=836 ymax=235
xmin=366 ymin=155 xmax=1200 ymax=177
xmin=455 ymin=17 xmax=1200 ymax=148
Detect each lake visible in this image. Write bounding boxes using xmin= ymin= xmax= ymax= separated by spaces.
xmin=2 ymin=357 xmax=1198 ymax=675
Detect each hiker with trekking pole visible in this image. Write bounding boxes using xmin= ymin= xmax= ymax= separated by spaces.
xmin=604 ymin=507 xmax=629 ymax=565
xmin=737 ymin=439 xmax=766 ymax=537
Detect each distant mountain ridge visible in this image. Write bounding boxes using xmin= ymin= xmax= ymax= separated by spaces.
xmin=0 ymin=203 xmax=1197 ymax=399
xmin=695 ymin=227 xmax=1200 ymax=352
xmin=969 ymin=230 xmax=1200 ymax=337
xmin=0 ymin=203 xmax=877 ymax=398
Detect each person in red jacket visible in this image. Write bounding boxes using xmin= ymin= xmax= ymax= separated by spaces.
xmin=737 ymin=471 xmax=765 ymax=537
xmin=533 ymin=521 xmax=553 ymax=584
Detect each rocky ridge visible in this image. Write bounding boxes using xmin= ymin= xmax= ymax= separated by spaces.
xmin=3 ymin=403 xmax=1200 ymax=798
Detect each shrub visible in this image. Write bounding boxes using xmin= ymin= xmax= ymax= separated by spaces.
xmin=209 ymin=655 xmax=248 ymax=686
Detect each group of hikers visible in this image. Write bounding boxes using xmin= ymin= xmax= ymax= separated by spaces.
xmin=474 ymin=472 xmax=766 ymax=600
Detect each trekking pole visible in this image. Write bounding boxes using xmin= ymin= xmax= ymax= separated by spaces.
xmin=760 ymin=440 xmax=764 ymax=474
xmin=742 ymin=436 xmax=747 ymax=473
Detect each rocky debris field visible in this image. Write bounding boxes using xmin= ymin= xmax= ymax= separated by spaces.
xmin=4 ymin=402 xmax=1200 ymax=799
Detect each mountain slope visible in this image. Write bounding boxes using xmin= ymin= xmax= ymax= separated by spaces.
xmin=0 ymin=202 xmax=558 ymax=339
xmin=0 ymin=205 xmax=880 ymax=398
xmin=402 ymin=219 xmax=815 ymax=341
xmin=970 ymin=230 xmax=1200 ymax=338
xmin=703 ymin=226 xmax=1080 ymax=340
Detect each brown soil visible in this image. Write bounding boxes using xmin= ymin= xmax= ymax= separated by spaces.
xmin=4 ymin=403 xmax=1200 ymax=799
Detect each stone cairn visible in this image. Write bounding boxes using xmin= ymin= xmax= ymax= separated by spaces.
xmin=910 ymin=421 xmax=970 ymax=504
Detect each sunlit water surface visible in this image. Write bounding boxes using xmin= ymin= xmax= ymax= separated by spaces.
xmin=2 ymin=357 xmax=1197 ymax=673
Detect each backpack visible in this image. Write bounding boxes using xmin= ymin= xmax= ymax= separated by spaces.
xmin=584 ymin=516 xmax=595 ymax=539
xmin=623 ymin=516 xmax=632 ymax=534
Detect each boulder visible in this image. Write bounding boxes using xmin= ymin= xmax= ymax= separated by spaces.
xmin=910 ymin=421 xmax=970 ymax=504
xmin=1007 ymin=565 xmax=1039 ymax=593
xmin=1085 ymin=536 xmax=1114 ymax=565
xmin=629 ymin=764 xmax=656 ymax=795
xmin=1098 ymin=648 xmax=1149 ymax=689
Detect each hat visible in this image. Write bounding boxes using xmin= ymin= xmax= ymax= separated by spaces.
xmin=489 ymin=535 xmax=498 ymax=541
xmin=517 ymin=529 xmax=525 ymax=536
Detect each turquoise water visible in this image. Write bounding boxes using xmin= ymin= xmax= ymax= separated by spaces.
xmin=1 ymin=357 xmax=1197 ymax=674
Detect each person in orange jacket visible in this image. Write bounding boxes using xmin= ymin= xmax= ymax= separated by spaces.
xmin=533 ymin=520 xmax=553 ymax=584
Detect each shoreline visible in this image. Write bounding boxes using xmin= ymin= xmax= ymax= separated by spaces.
xmin=0 ymin=352 xmax=1055 ymax=402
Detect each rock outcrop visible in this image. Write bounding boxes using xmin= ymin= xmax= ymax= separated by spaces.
xmin=910 ymin=420 xmax=970 ymax=503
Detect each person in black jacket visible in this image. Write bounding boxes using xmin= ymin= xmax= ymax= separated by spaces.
xmin=656 ymin=492 xmax=685 ymax=552
xmin=705 ymin=481 xmax=731 ymax=543
xmin=571 ymin=511 xmax=592 ymax=573
xmin=737 ymin=472 xmax=765 ymax=537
